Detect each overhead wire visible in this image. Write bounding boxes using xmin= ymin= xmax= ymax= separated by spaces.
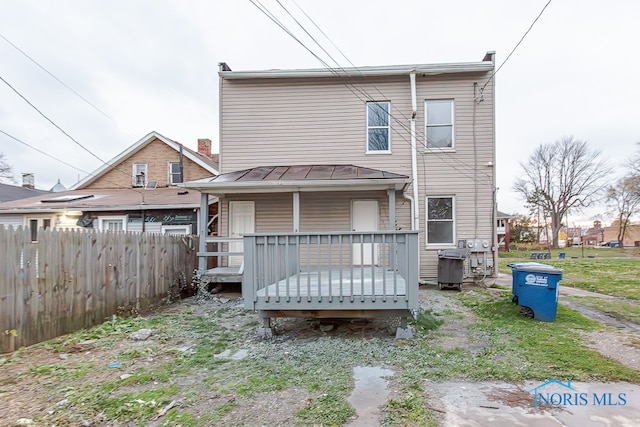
xmin=480 ymin=0 xmax=553 ymax=93
xmin=0 ymin=129 xmax=144 ymax=194
xmin=250 ymin=0 xmax=494 ymax=183
xmin=0 ymin=32 xmax=139 ymax=139
xmin=0 ymin=74 xmax=147 ymax=192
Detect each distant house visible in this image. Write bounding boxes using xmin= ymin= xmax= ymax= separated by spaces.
xmin=583 ymin=220 xmax=604 ymax=246
xmin=603 ymin=223 xmax=640 ymax=247
xmin=0 ymin=131 xmax=218 ymax=240
xmin=0 ymin=182 xmax=49 ymax=203
xmin=497 ymin=211 xmax=511 ymax=251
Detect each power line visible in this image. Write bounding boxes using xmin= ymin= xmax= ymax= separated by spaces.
xmin=481 ymin=0 xmax=553 ymax=92
xmin=0 ymin=129 xmax=143 ymax=194
xmin=0 ymin=32 xmax=139 ymax=138
xmin=0 ymin=73 xmax=107 ymax=164
xmin=0 ymin=129 xmax=88 ymax=174
xmin=250 ymin=1 xmax=493 ymax=183
xmin=0 ymin=75 xmax=148 ymax=188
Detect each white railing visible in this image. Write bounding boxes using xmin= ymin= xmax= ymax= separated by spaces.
xmin=242 ymin=231 xmax=420 ymax=311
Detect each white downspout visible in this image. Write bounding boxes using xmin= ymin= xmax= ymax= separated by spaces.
xmin=409 ymin=72 xmax=420 ymax=272
xmin=409 ymin=73 xmax=419 ymax=232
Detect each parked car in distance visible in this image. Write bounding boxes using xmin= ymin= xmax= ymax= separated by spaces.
xmin=601 ymin=240 xmax=620 ymax=247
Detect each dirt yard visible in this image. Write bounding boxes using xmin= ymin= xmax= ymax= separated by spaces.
xmin=1 ymin=283 xmax=639 ymax=427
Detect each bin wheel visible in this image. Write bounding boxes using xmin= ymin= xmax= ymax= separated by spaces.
xmin=458 ymin=284 xmax=463 ymax=292
xmin=512 ymin=295 xmax=518 ymax=304
xmin=438 ymin=282 xmax=443 ymax=290
xmin=519 ymin=306 xmax=534 ymax=318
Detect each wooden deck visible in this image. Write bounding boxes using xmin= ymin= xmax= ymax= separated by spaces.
xmin=242 ymin=231 xmax=420 ymax=337
xmin=201 ymin=266 xmax=243 ymax=284
xmin=257 ymin=267 xmax=406 ymax=298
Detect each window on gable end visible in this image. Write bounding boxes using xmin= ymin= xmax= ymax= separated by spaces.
xmin=132 ymin=163 xmax=148 ymax=187
xmin=425 ymin=99 xmax=454 ymax=150
xmin=169 ymin=162 xmax=183 ymax=184
xmin=366 ymin=101 xmax=391 ymax=153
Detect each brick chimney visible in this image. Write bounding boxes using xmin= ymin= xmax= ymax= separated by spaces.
xmin=197 ymin=138 xmax=212 ymax=158
xmin=22 ymin=173 xmax=35 ymax=189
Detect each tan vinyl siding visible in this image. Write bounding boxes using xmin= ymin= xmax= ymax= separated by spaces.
xmin=220 ymin=67 xmax=495 ymax=279
xmin=219 ymin=191 xmax=409 ymax=237
xmin=85 ymin=138 xmax=213 ymax=189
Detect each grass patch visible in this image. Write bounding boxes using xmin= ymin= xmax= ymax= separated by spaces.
xmin=498 ymin=257 xmax=640 ymax=300
xmin=297 ymin=391 xmax=355 ymax=426
xmin=383 ymin=386 xmax=437 ymax=427
xmin=411 ymin=310 xmax=444 ymax=333
xmin=565 ymin=296 xmax=640 ymax=324
xmin=457 ymin=293 xmax=640 ymax=382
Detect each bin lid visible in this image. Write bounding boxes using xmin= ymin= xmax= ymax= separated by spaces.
xmin=507 ymin=262 xmax=563 ymax=274
xmin=438 ymin=248 xmax=470 ymax=259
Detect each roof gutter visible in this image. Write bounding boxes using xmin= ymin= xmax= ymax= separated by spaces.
xmin=181 ymin=178 xmax=410 ymax=193
xmin=220 ymin=63 xmax=493 ymax=80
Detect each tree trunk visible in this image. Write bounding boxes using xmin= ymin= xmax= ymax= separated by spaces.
xmin=551 ymin=212 xmax=561 ymax=249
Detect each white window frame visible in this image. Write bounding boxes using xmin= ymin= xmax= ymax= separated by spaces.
xmin=169 ymin=162 xmax=182 ymax=185
xmin=161 ymin=224 xmax=192 ymax=235
xmin=425 ymin=195 xmax=455 ymax=246
xmin=98 ymin=215 xmax=128 ymax=232
xmin=132 ymin=163 xmax=148 ymax=187
xmin=366 ymin=101 xmax=391 ymax=154
xmin=425 ymin=99 xmax=455 ymax=151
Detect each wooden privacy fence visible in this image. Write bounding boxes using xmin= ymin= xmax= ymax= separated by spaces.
xmin=0 ymin=226 xmax=197 ymax=353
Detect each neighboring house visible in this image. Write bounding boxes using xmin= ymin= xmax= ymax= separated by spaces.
xmin=0 ymin=182 xmax=49 ymax=203
xmin=497 ymin=211 xmax=511 ymax=252
xmin=583 ymin=220 xmax=604 ymax=246
xmin=182 ymin=54 xmax=496 ymax=336
xmin=603 ymin=224 xmax=640 ymax=247
xmin=0 ymin=131 xmax=218 ymax=240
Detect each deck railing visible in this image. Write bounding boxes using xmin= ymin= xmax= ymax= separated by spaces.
xmin=243 ymin=231 xmax=419 ymax=311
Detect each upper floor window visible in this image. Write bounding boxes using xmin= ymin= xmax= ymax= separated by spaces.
xmin=366 ymin=101 xmax=390 ymax=153
xmin=169 ymin=162 xmax=183 ymax=184
xmin=426 ymin=196 xmax=455 ymax=245
xmin=425 ymin=100 xmax=454 ymax=150
xmin=132 ymin=163 xmax=148 ymax=187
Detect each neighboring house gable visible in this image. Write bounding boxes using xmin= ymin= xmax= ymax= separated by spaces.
xmin=72 ymin=131 xmax=218 ymax=190
xmin=0 ymin=131 xmax=219 ymax=237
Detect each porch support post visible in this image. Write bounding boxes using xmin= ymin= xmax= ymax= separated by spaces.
xmin=293 ymin=191 xmax=300 ymax=232
xmin=387 ymin=189 xmax=396 ymax=230
xmin=198 ymin=192 xmax=208 ymax=272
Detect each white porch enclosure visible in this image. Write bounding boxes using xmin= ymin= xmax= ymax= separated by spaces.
xmin=242 ymin=231 xmax=419 ymax=337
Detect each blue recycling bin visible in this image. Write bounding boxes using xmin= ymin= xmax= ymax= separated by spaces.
xmin=507 ymin=262 xmax=563 ymax=322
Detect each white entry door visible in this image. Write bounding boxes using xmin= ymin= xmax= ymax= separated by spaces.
xmin=229 ymin=201 xmax=255 ymax=267
xmin=352 ymin=200 xmax=379 ymax=265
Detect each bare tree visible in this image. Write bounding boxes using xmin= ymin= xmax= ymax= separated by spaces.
xmin=607 ymin=174 xmax=640 ymax=246
xmin=514 ymin=136 xmax=611 ymax=248
xmin=0 ymin=152 xmax=14 ymax=183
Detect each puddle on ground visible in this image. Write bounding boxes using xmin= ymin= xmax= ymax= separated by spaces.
xmin=346 ymin=366 xmax=394 ymax=426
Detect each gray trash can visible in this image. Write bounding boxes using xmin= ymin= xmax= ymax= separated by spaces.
xmin=438 ymin=248 xmax=470 ymax=291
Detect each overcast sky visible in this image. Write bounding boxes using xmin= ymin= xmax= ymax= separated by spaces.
xmin=1 ymin=0 xmax=638 ymax=225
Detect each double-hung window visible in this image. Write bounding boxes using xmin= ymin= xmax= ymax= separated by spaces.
xmin=426 ymin=196 xmax=455 ymax=245
xmin=98 ymin=215 xmax=127 ymax=232
xmin=132 ymin=163 xmax=148 ymax=187
xmin=366 ymin=101 xmax=391 ymax=153
xmin=425 ymin=100 xmax=454 ymax=150
xmin=169 ymin=162 xmax=182 ymax=184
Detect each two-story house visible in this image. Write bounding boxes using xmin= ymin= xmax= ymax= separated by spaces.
xmin=0 ymin=131 xmax=218 ymax=239
xmin=183 ymin=53 xmax=496 ymax=336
